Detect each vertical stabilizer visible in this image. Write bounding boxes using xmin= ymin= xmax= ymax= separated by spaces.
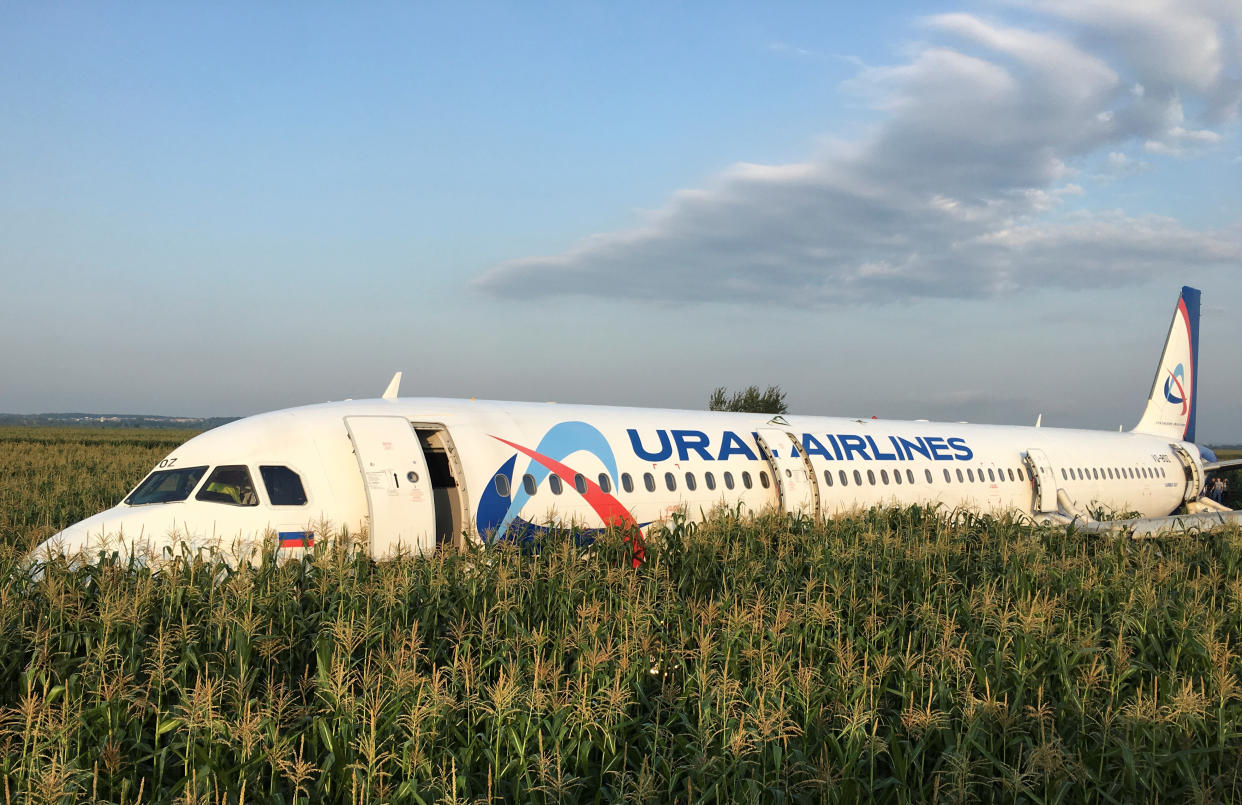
xmin=1133 ymin=286 xmax=1200 ymax=442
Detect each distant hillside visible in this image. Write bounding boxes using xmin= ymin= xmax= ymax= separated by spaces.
xmin=0 ymin=413 xmax=237 ymax=430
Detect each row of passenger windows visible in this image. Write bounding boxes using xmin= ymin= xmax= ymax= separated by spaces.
xmin=823 ymin=465 xmax=1031 ymax=488
xmin=494 ymin=460 xmax=1172 ymax=498
xmin=1061 ymin=465 xmax=1167 ymax=481
xmin=494 ymin=469 xmax=771 ymax=498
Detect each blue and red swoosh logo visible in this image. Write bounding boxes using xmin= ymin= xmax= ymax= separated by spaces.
xmin=1163 ymin=362 xmax=1187 ymax=415
xmin=476 ymin=421 xmax=643 ymax=565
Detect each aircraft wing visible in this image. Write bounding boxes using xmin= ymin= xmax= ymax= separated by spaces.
xmin=1204 ymin=458 xmax=1242 ymax=472
xmin=1074 ymin=510 xmax=1242 ymax=538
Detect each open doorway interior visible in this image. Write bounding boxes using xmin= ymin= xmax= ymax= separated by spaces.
xmin=413 ymin=425 xmax=468 ymax=547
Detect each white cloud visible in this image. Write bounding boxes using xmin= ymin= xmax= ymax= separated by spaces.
xmin=1099 ymin=150 xmax=1152 ymax=178
xmin=767 ymin=41 xmax=820 ymax=59
xmin=473 ymin=3 xmax=1241 ymax=307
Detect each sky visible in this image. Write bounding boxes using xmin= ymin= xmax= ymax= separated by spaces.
xmin=2 ymin=2 xmax=1241 ymax=441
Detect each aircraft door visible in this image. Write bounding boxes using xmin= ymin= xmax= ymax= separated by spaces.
xmin=754 ymin=429 xmax=820 ymax=516
xmin=1170 ymin=443 xmax=1204 ymax=503
xmin=1024 ymin=448 xmax=1059 ymax=513
xmin=344 ymin=416 xmax=437 ymax=558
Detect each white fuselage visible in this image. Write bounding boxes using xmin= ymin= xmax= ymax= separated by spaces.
xmin=41 ymin=397 xmax=1198 ymax=560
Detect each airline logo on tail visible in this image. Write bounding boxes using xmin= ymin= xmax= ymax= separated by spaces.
xmin=1163 ymin=363 xmax=1187 ymax=414
xmin=1133 ymin=286 xmax=1200 ymax=443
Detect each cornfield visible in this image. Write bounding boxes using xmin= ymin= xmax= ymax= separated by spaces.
xmin=2 ymin=426 xmax=1241 ymax=803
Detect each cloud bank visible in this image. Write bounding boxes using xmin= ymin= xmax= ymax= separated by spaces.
xmin=474 ymin=1 xmax=1241 ymax=306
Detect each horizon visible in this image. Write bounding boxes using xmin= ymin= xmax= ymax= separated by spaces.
xmin=3 ymin=2 xmax=1239 ymax=440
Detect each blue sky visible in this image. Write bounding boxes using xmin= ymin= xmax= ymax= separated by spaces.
xmin=3 ymin=2 xmax=1240 ymax=441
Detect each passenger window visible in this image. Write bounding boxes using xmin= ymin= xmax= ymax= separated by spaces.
xmin=892 ymin=469 xmax=900 ymax=485
xmin=882 ymin=469 xmax=891 ymax=485
xmin=840 ymin=470 xmax=849 ymax=486
xmin=956 ymin=469 xmax=964 ymax=482
xmin=685 ymin=472 xmax=697 ymax=491
xmin=1007 ymin=468 xmax=1015 ymax=482
xmin=853 ymin=470 xmax=863 ymax=486
xmin=197 ymin=465 xmax=259 ymax=506
xmin=967 ymin=469 xmax=975 ymax=482
xmin=598 ymin=473 xmax=612 ymax=494
xmin=260 ymin=466 xmax=309 ymax=506
xmin=1061 ymin=468 xmax=1067 ymax=480
xmin=742 ymin=472 xmax=753 ymax=489
xmin=644 ymin=473 xmax=656 ymax=492
xmin=665 ymin=472 xmax=677 ymax=491
xmin=907 ymin=469 xmax=915 ymax=484
xmin=927 ymin=469 xmax=935 ymax=483
xmin=823 ymin=470 xmax=833 ymax=487
xmin=759 ymin=472 xmax=770 ymax=489
xmin=549 ymin=476 xmax=563 ymax=494
xmin=494 ymin=474 xmax=511 ymax=498
xmin=704 ymin=472 xmax=716 ymax=490
xmin=943 ymin=469 xmax=951 ymax=483
xmin=724 ymin=472 xmax=735 ymax=490
xmin=987 ymin=469 xmax=995 ymax=482
xmin=622 ymin=473 xmax=634 ymax=493
xmin=523 ymin=474 xmax=537 ymax=495
xmin=1092 ymin=468 xmax=1099 ymax=480
xmin=866 ymin=470 xmax=876 ymax=485
xmin=574 ymin=474 xmax=587 ymax=494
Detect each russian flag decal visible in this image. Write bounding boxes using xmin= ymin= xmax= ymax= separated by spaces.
xmin=278 ymin=531 xmax=314 ymax=548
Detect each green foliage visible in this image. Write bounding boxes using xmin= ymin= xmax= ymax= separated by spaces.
xmin=3 ymin=428 xmax=1242 ymax=802
xmin=708 ymin=385 xmax=789 ymax=414
xmin=0 ymin=427 xmax=196 ymax=550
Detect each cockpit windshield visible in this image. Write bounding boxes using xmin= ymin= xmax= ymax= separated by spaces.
xmin=125 ymin=466 xmax=209 ymax=505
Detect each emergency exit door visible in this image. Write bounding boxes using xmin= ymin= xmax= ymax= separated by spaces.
xmin=344 ymin=416 xmax=437 ymax=558
xmin=1024 ymin=448 xmax=1059 ymax=514
xmin=754 ymin=429 xmax=820 ymax=516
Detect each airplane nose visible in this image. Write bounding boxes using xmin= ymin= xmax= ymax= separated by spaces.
xmin=32 ymin=508 xmax=156 ymax=562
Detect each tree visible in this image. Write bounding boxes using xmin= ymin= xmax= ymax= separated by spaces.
xmin=708 ymin=385 xmax=788 ymax=414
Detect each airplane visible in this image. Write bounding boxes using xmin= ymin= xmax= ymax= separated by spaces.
xmin=36 ymin=286 xmax=1242 ymax=563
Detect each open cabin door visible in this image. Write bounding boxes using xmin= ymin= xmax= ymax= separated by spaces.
xmin=410 ymin=423 xmax=471 ymax=548
xmin=344 ymin=416 xmax=437 ymax=558
xmin=754 ymin=429 xmax=820 ymax=516
xmin=1024 ymin=448 xmax=1059 ymax=514
xmin=1170 ymin=443 xmax=1204 ymax=504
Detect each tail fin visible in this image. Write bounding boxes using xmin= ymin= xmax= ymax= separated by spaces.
xmin=1134 ymin=286 xmax=1200 ymax=442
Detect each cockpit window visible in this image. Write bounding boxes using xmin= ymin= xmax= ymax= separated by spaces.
xmin=260 ymin=465 xmax=308 ymax=506
xmin=126 ymin=466 xmax=209 ymax=505
xmin=196 ymin=465 xmax=259 ymax=506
